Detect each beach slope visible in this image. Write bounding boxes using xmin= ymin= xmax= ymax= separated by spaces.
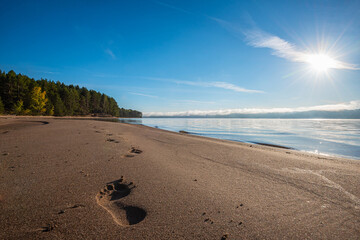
xmin=0 ymin=117 xmax=359 ymax=239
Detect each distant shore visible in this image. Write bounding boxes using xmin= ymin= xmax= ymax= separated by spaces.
xmin=1 ymin=116 xmax=359 ymax=239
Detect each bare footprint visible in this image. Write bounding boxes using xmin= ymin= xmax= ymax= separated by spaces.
xmin=107 ymin=138 xmax=119 ymax=143
xmin=35 ymin=222 xmax=57 ymax=233
xmin=96 ymin=178 xmax=146 ymax=226
xmin=129 ymin=147 xmax=142 ymax=154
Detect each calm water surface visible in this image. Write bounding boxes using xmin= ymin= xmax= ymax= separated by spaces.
xmin=119 ymin=118 xmax=360 ymax=160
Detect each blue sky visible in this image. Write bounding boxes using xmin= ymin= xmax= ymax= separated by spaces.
xmin=1 ymin=0 xmax=359 ymax=115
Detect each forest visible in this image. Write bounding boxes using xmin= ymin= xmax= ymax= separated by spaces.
xmin=0 ymin=70 xmax=142 ymax=118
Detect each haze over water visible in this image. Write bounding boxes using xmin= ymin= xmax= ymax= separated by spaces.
xmin=120 ymin=118 xmax=360 ymax=160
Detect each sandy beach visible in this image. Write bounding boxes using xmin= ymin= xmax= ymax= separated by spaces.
xmin=0 ymin=116 xmax=359 ymax=239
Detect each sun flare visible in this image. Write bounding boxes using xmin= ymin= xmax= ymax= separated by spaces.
xmin=305 ymin=53 xmax=336 ymax=72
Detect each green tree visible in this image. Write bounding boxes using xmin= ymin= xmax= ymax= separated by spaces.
xmin=90 ymin=90 xmax=101 ymax=113
xmin=46 ymin=104 xmax=54 ymax=116
xmin=54 ymin=95 xmax=65 ymax=116
xmin=30 ymin=86 xmax=48 ymax=115
xmin=62 ymin=88 xmax=79 ymax=115
xmin=0 ymin=96 xmax=4 ymax=114
xmin=13 ymin=100 xmax=24 ymax=115
xmin=79 ymin=87 xmax=90 ymax=115
xmin=1 ymin=70 xmax=17 ymax=110
xmin=100 ymin=94 xmax=109 ymax=114
xmin=70 ymin=88 xmax=80 ymax=115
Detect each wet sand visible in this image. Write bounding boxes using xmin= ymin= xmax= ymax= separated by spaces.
xmin=0 ymin=116 xmax=359 ymax=239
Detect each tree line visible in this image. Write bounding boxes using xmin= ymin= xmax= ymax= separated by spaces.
xmin=0 ymin=70 xmax=142 ymax=118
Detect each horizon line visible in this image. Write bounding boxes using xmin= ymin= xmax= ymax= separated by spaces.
xmin=143 ymin=100 xmax=360 ymax=117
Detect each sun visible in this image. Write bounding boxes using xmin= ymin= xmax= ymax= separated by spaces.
xmin=305 ymin=53 xmax=336 ymax=72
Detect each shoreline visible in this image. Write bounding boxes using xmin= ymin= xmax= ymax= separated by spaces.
xmin=1 ymin=115 xmax=358 ymax=161
xmin=135 ymin=121 xmax=358 ymax=163
xmin=1 ymin=116 xmax=360 ymax=239
xmin=119 ymin=117 xmax=360 ymax=161
xmin=2 ymin=115 xmax=358 ymax=161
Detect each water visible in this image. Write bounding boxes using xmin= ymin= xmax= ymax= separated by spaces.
xmin=119 ymin=118 xmax=360 ymax=160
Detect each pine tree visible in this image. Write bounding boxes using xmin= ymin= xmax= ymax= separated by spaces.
xmin=54 ymin=95 xmax=65 ymax=116
xmin=0 ymin=96 xmax=4 ymax=114
xmin=46 ymin=104 xmax=54 ymax=116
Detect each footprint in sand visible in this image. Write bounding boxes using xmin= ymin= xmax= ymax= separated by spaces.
xmin=96 ymin=177 xmax=146 ymax=226
xmin=106 ymin=138 xmax=120 ymax=143
xmin=121 ymin=147 xmax=142 ymax=158
xmin=221 ymin=233 xmax=229 ymax=240
xmin=36 ymin=222 xmax=57 ymax=233
xmin=129 ymin=147 xmax=142 ymax=154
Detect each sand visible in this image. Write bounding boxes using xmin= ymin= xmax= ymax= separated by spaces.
xmin=0 ymin=116 xmax=359 ymax=239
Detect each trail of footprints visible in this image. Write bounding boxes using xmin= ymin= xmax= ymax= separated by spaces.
xmin=96 ymin=177 xmax=146 ymax=226
xmin=100 ymin=132 xmax=146 ymax=225
xmin=35 ymin=127 xmax=145 ymax=233
xmin=94 ymin=129 xmax=146 ymax=225
xmin=100 ymin=129 xmax=142 ymax=158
